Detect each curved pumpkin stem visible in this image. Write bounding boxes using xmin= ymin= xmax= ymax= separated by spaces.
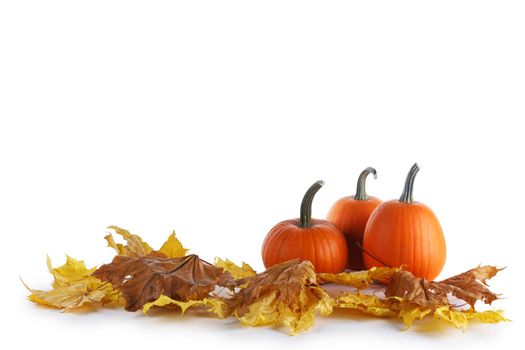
xmin=354 ymin=167 xmax=377 ymax=201
xmin=399 ymin=163 xmax=420 ymax=203
xmin=299 ymin=180 xmax=324 ymax=228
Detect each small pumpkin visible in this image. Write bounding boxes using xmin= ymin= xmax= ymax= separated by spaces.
xmin=261 ymin=180 xmax=348 ymax=273
xmin=326 ymin=167 xmax=382 ymax=270
xmin=362 ymin=163 xmax=446 ymax=280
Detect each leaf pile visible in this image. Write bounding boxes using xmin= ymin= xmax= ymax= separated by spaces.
xmin=331 ymin=267 xmax=507 ymax=329
xmin=24 ymin=226 xmax=508 ymax=335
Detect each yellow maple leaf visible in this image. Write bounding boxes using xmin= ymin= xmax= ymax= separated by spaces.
xmin=105 ymin=226 xmax=154 ymax=257
xmin=142 ymin=295 xmax=229 ymax=318
xmin=46 ymin=255 xmax=96 ymax=288
xmin=318 ymin=266 xmax=400 ymax=288
xmin=158 ymin=231 xmax=188 ymax=258
xmin=24 ymin=256 xmax=120 ymax=310
xmin=23 ymin=278 xmax=110 ymax=310
xmin=214 ymin=257 xmax=256 ymax=280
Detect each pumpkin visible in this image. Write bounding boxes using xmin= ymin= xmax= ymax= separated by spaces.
xmin=326 ymin=167 xmax=382 ymax=270
xmin=261 ymin=180 xmax=348 ymax=273
xmin=362 ymin=163 xmax=446 ymax=280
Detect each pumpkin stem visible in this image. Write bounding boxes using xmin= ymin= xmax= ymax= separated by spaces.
xmin=299 ymin=180 xmax=324 ymax=228
xmin=399 ymin=163 xmax=420 ymax=203
xmin=354 ymin=167 xmax=377 ymax=201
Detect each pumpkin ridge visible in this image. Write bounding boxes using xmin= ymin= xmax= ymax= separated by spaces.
xmin=277 ymin=226 xmax=295 ymax=265
xmin=310 ymin=228 xmax=318 ymax=271
xmin=319 ymin=225 xmax=333 ymax=273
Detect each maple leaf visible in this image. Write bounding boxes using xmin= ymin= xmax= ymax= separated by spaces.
xmin=92 ymin=254 xmax=234 ymax=312
xmin=214 ymin=258 xmax=256 ymax=280
xmin=228 ymin=259 xmax=334 ymax=335
xmin=47 ymin=255 xmax=97 ymax=288
xmin=318 ymin=266 xmax=400 ymax=289
xmin=24 ymin=256 xmax=120 ymax=311
xmin=385 ymin=266 xmax=503 ymax=308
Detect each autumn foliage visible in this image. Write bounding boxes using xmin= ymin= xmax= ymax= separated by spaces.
xmin=23 ymin=227 xmax=507 ymax=335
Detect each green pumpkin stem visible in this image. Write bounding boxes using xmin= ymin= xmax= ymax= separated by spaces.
xmin=399 ymin=163 xmax=420 ymax=203
xmin=354 ymin=167 xmax=377 ymax=201
xmin=299 ymin=180 xmax=324 ymax=228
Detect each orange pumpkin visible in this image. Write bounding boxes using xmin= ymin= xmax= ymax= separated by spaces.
xmin=362 ymin=163 xmax=446 ymax=280
xmin=326 ymin=167 xmax=382 ymax=270
xmin=262 ymin=180 xmax=348 ymax=273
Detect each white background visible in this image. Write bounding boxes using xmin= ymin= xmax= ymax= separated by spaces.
xmin=1 ymin=1 xmax=524 ymax=349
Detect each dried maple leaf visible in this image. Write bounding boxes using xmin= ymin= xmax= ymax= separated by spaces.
xmin=228 ymin=259 xmax=334 ymax=335
xmin=318 ymin=266 xmax=401 ymax=289
xmin=24 ymin=256 xmax=120 ymax=311
xmin=214 ymin=257 xmax=256 ymax=280
xmin=47 ymin=255 xmax=97 ymax=288
xmin=385 ymin=266 xmax=502 ymax=308
xmin=438 ymin=265 xmax=502 ymax=307
xmin=93 ymin=254 xmax=234 ymax=311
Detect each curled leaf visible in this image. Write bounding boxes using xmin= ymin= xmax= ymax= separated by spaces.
xmin=318 ymin=266 xmax=400 ymax=288
xmin=214 ymin=258 xmax=256 ymax=280
xmin=105 ymin=226 xmax=154 ymax=257
xmin=438 ymin=266 xmax=503 ymax=307
xmin=229 ymin=259 xmax=334 ymax=335
xmin=93 ymin=254 xmax=234 ymax=311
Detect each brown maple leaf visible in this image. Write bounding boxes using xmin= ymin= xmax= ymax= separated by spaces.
xmin=229 ymin=259 xmax=333 ymax=335
xmin=93 ymin=254 xmax=234 ymax=311
xmin=385 ymin=265 xmax=502 ymax=308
